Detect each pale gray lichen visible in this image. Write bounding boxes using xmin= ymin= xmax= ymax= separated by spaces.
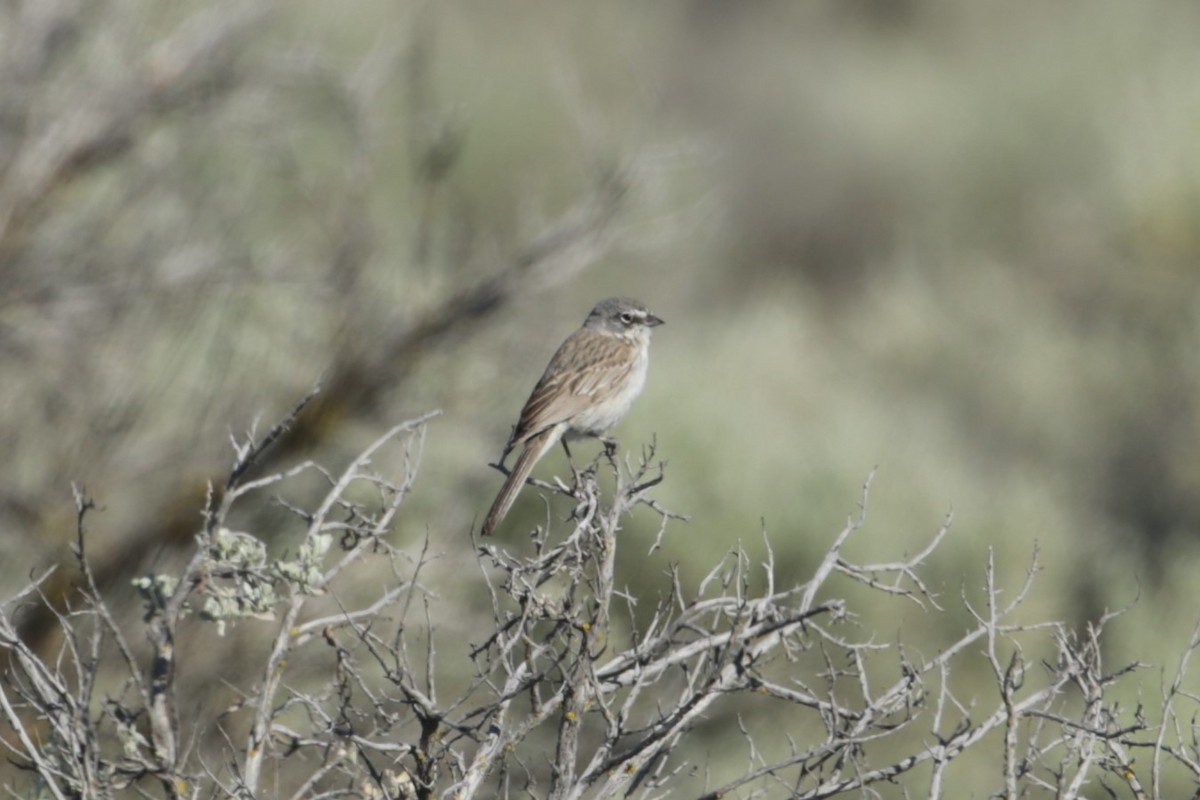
xmin=273 ymin=533 xmax=332 ymax=595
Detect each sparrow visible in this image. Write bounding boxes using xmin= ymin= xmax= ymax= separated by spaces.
xmin=481 ymin=297 xmax=663 ymax=536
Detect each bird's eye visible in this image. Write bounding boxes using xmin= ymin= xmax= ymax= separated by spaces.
xmin=619 ymin=312 xmax=634 ymax=325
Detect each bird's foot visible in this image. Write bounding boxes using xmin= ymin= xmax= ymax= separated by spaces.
xmin=569 ymin=460 xmax=587 ymax=495
xmin=490 ymin=448 xmax=514 ymax=475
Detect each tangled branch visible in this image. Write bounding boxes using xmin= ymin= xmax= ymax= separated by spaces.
xmin=1 ymin=402 xmax=1197 ymax=798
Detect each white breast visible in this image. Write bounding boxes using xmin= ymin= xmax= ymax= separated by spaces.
xmin=567 ymin=344 xmax=650 ymax=440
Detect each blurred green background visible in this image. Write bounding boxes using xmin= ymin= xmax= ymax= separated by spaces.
xmin=4 ymin=0 xmax=1200 ymax=795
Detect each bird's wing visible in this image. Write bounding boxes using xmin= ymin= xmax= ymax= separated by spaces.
xmin=508 ymin=329 xmax=635 ymax=447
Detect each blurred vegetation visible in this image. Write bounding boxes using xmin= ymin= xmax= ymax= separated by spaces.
xmin=3 ymin=0 xmax=1200 ymax=795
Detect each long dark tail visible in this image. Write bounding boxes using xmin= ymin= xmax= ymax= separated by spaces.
xmin=481 ymin=426 xmax=562 ymax=536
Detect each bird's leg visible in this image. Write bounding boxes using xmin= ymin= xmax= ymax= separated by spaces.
xmin=490 ymin=445 xmax=514 ymax=474
xmin=489 ymin=426 xmax=519 ymax=471
xmin=599 ymin=436 xmax=619 ymax=460
xmin=561 ymin=438 xmax=584 ymax=492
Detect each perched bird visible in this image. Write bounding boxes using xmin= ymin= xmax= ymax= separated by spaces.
xmin=481 ymin=297 xmax=664 ymax=536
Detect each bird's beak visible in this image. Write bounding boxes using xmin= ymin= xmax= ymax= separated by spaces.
xmin=646 ymin=313 xmax=664 ymax=327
